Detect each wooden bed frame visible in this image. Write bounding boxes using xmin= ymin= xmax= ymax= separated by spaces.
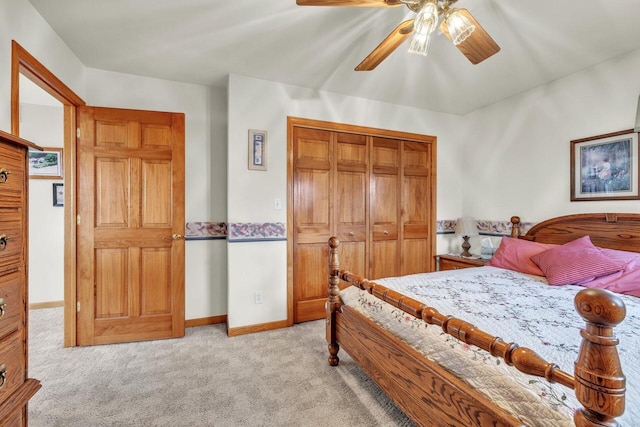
xmin=326 ymin=213 xmax=634 ymax=427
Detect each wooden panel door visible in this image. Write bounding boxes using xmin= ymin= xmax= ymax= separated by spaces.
xmin=335 ymin=132 xmax=368 ymax=280
xmin=293 ymin=127 xmax=332 ymax=322
xmin=370 ymin=137 xmax=400 ymax=279
xmin=77 ymin=106 xmax=185 ymax=346
xmin=401 ymin=141 xmax=432 ymax=275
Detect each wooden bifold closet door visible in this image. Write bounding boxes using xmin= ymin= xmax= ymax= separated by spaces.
xmin=291 ymin=119 xmax=435 ymax=323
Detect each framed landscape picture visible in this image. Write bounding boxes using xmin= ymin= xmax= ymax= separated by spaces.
xmin=570 ymin=130 xmax=639 ymax=201
xmin=28 ymin=147 xmax=63 ymax=179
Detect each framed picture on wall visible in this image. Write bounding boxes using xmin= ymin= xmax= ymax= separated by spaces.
xmin=570 ymin=129 xmax=640 ymax=201
xmin=248 ymin=129 xmax=267 ymax=171
xmin=52 ymin=183 xmax=64 ymax=207
xmin=28 ymin=147 xmax=63 ymax=179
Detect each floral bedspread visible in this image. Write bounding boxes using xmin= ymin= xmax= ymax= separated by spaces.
xmin=339 ymin=266 xmax=639 ymax=427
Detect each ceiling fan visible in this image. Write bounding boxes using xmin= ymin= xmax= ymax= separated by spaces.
xmin=296 ymin=0 xmax=500 ymax=71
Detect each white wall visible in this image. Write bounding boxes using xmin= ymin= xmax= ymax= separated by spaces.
xmin=226 ymin=74 xmax=463 ymax=329
xmin=463 ymin=48 xmax=640 ymax=224
xmin=21 ymin=103 xmax=65 ymax=304
xmin=0 ymin=0 xmax=86 ymax=133
xmin=455 ymin=48 xmax=640 ymax=256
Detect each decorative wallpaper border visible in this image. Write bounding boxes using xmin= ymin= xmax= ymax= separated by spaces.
xmin=185 ymin=222 xmax=227 ymax=240
xmin=186 ymin=219 xmax=533 ymax=241
xmin=437 ymin=219 xmax=534 ymax=236
xmin=227 ymin=222 xmax=287 ymax=242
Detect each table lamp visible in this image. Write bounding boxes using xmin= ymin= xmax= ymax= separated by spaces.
xmin=455 ymin=217 xmax=478 ymax=257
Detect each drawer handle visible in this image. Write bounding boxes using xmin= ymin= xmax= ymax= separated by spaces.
xmin=383 ymin=230 xmax=389 ymax=235
xmin=0 ymin=364 xmax=5 ymax=389
xmin=348 ymin=231 xmax=354 ymax=236
xmin=0 ymin=298 xmax=4 ymax=318
xmin=0 ymin=234 xmax=7 ymax=252
xmin=0 ymin=168 xmax=9 ymax=183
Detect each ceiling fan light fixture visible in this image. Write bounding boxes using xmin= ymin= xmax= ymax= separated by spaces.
xmin=408 ymin=32 xmax=431 ymax=56
xmin=445 ymin=8 xmax=476 ymax=45
xmin=408 ymin=1 xmax=438 ymax=56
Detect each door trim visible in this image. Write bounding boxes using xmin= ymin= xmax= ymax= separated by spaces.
xmin=287 ymin=116 xmax=437 ymax=324
xmin=11 ymin=40 xmax=86 ymax=347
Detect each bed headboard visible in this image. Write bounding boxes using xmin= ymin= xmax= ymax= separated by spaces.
xmin=511 ymin=213 xmax=640 ymax=253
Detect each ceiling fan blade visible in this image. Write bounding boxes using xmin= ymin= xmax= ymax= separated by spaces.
xmin=296 ymin=0 xmax=403 ymax=7
xmin=440 ymin=9 xmax=500 ymax=65
xmin=355 ymin=20 xmax=414 ymax=71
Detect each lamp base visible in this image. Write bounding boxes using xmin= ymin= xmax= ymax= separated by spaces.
xmin=460 ymin=236 xmax=472 ymax=257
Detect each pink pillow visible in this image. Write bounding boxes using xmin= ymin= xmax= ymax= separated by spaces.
xmin=578 ymin=248 xmax=640 ymax=298
xmin=530 ymin=236 xmax=626 ymax=286
xmin=486 ymin=237 xmax=557 ymax=276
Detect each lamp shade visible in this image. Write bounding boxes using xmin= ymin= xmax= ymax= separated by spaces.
xmin=455 ymin=217 xmax=478 ymax=237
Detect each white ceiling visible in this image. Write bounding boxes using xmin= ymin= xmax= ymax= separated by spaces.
xmin=26 ymin=0 xmax=640 ymax=115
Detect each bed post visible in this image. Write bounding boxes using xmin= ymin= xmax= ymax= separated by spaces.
xmin=573 ymin=288 xmax=626 ymax=427
xmin=510 ymin=216 xmax=521 ymax=237
xmin=327 ymin=237 xmax=341 ymax=366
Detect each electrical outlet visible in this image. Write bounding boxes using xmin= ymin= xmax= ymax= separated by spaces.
xmin=254 ymin=291 xmax=263 ymax=304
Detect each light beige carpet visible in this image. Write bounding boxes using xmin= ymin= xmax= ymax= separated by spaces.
xmin=28 ymin=308 xmax=415 ymax=427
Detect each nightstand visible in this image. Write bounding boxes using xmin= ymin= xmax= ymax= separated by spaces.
xmin=437 ymin=254 xmax=487 ymax=271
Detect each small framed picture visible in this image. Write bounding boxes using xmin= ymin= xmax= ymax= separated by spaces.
xmin=52 ymin=183 xmax=64 ymax=207
xmin=570 ymin=129 xmax=640 ymax=201
xmin=248 ymin=129 xmax=267 ymax=171
xmin=29 ymin=147 xmax=63 ymax=179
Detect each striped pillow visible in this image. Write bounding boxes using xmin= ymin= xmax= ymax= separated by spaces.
xmin=530 ymin=236 xmax=626 ymax=286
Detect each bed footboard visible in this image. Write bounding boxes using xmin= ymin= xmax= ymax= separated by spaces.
xmin=326 ymin=237 xmax=626 ymax=427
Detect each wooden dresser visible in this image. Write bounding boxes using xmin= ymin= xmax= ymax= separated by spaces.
xmin=0 ymin=130 xmax=41 ymax=426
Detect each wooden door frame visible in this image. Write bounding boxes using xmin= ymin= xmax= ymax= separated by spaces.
xmin=11 ymin=40 xmax=86 ymax=347
xmin=287 ymin=116 xmax=437 ymax=324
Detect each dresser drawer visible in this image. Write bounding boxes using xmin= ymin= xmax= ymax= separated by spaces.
xmin=438 ymin=255 xmax=486 ymax=271
xmin=0 ymin=271 xmax=24 ymax=341
xmin=0 ymin=143 xmax=25 ymax=208
xmin=0 ymin=210 xmax=23 ymax=271
xmin=0 ymin=332 xmax=26 ymax=405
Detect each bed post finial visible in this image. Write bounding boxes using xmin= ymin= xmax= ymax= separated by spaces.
xmin=510 ymin=216 xmax=521 ymax=238
xmin=573 ymin=288 xmax=626 ymax=427
xmin=327 ymin=237 xmax=341 ymax=366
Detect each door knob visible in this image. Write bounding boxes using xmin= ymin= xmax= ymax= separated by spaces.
xmin=163 ymin=234 xmax=184 ymax=241
xmin=0 ymin=168 xmax=9 ymax=183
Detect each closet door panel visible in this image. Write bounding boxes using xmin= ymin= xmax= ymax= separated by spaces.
xmin=295 ymin=244 xmax=328 ymax=301
xmin=336 ymin=132 xmax=368 ymax=277
xmin=401 ymin=141 xmax=432 ymax=275
xmin=402 ymin=237 xmax=429 ymax=275
xmin=371 ymin=240 xmax=398 ymax=279
xmin=293 ymin=128 xmax=332 ymax=322
xmin=370 ymin=137 xmax=400 ymax=279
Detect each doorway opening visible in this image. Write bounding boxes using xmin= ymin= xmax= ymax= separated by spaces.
xmin=11 ymin=40 xmax=86 ymax=347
